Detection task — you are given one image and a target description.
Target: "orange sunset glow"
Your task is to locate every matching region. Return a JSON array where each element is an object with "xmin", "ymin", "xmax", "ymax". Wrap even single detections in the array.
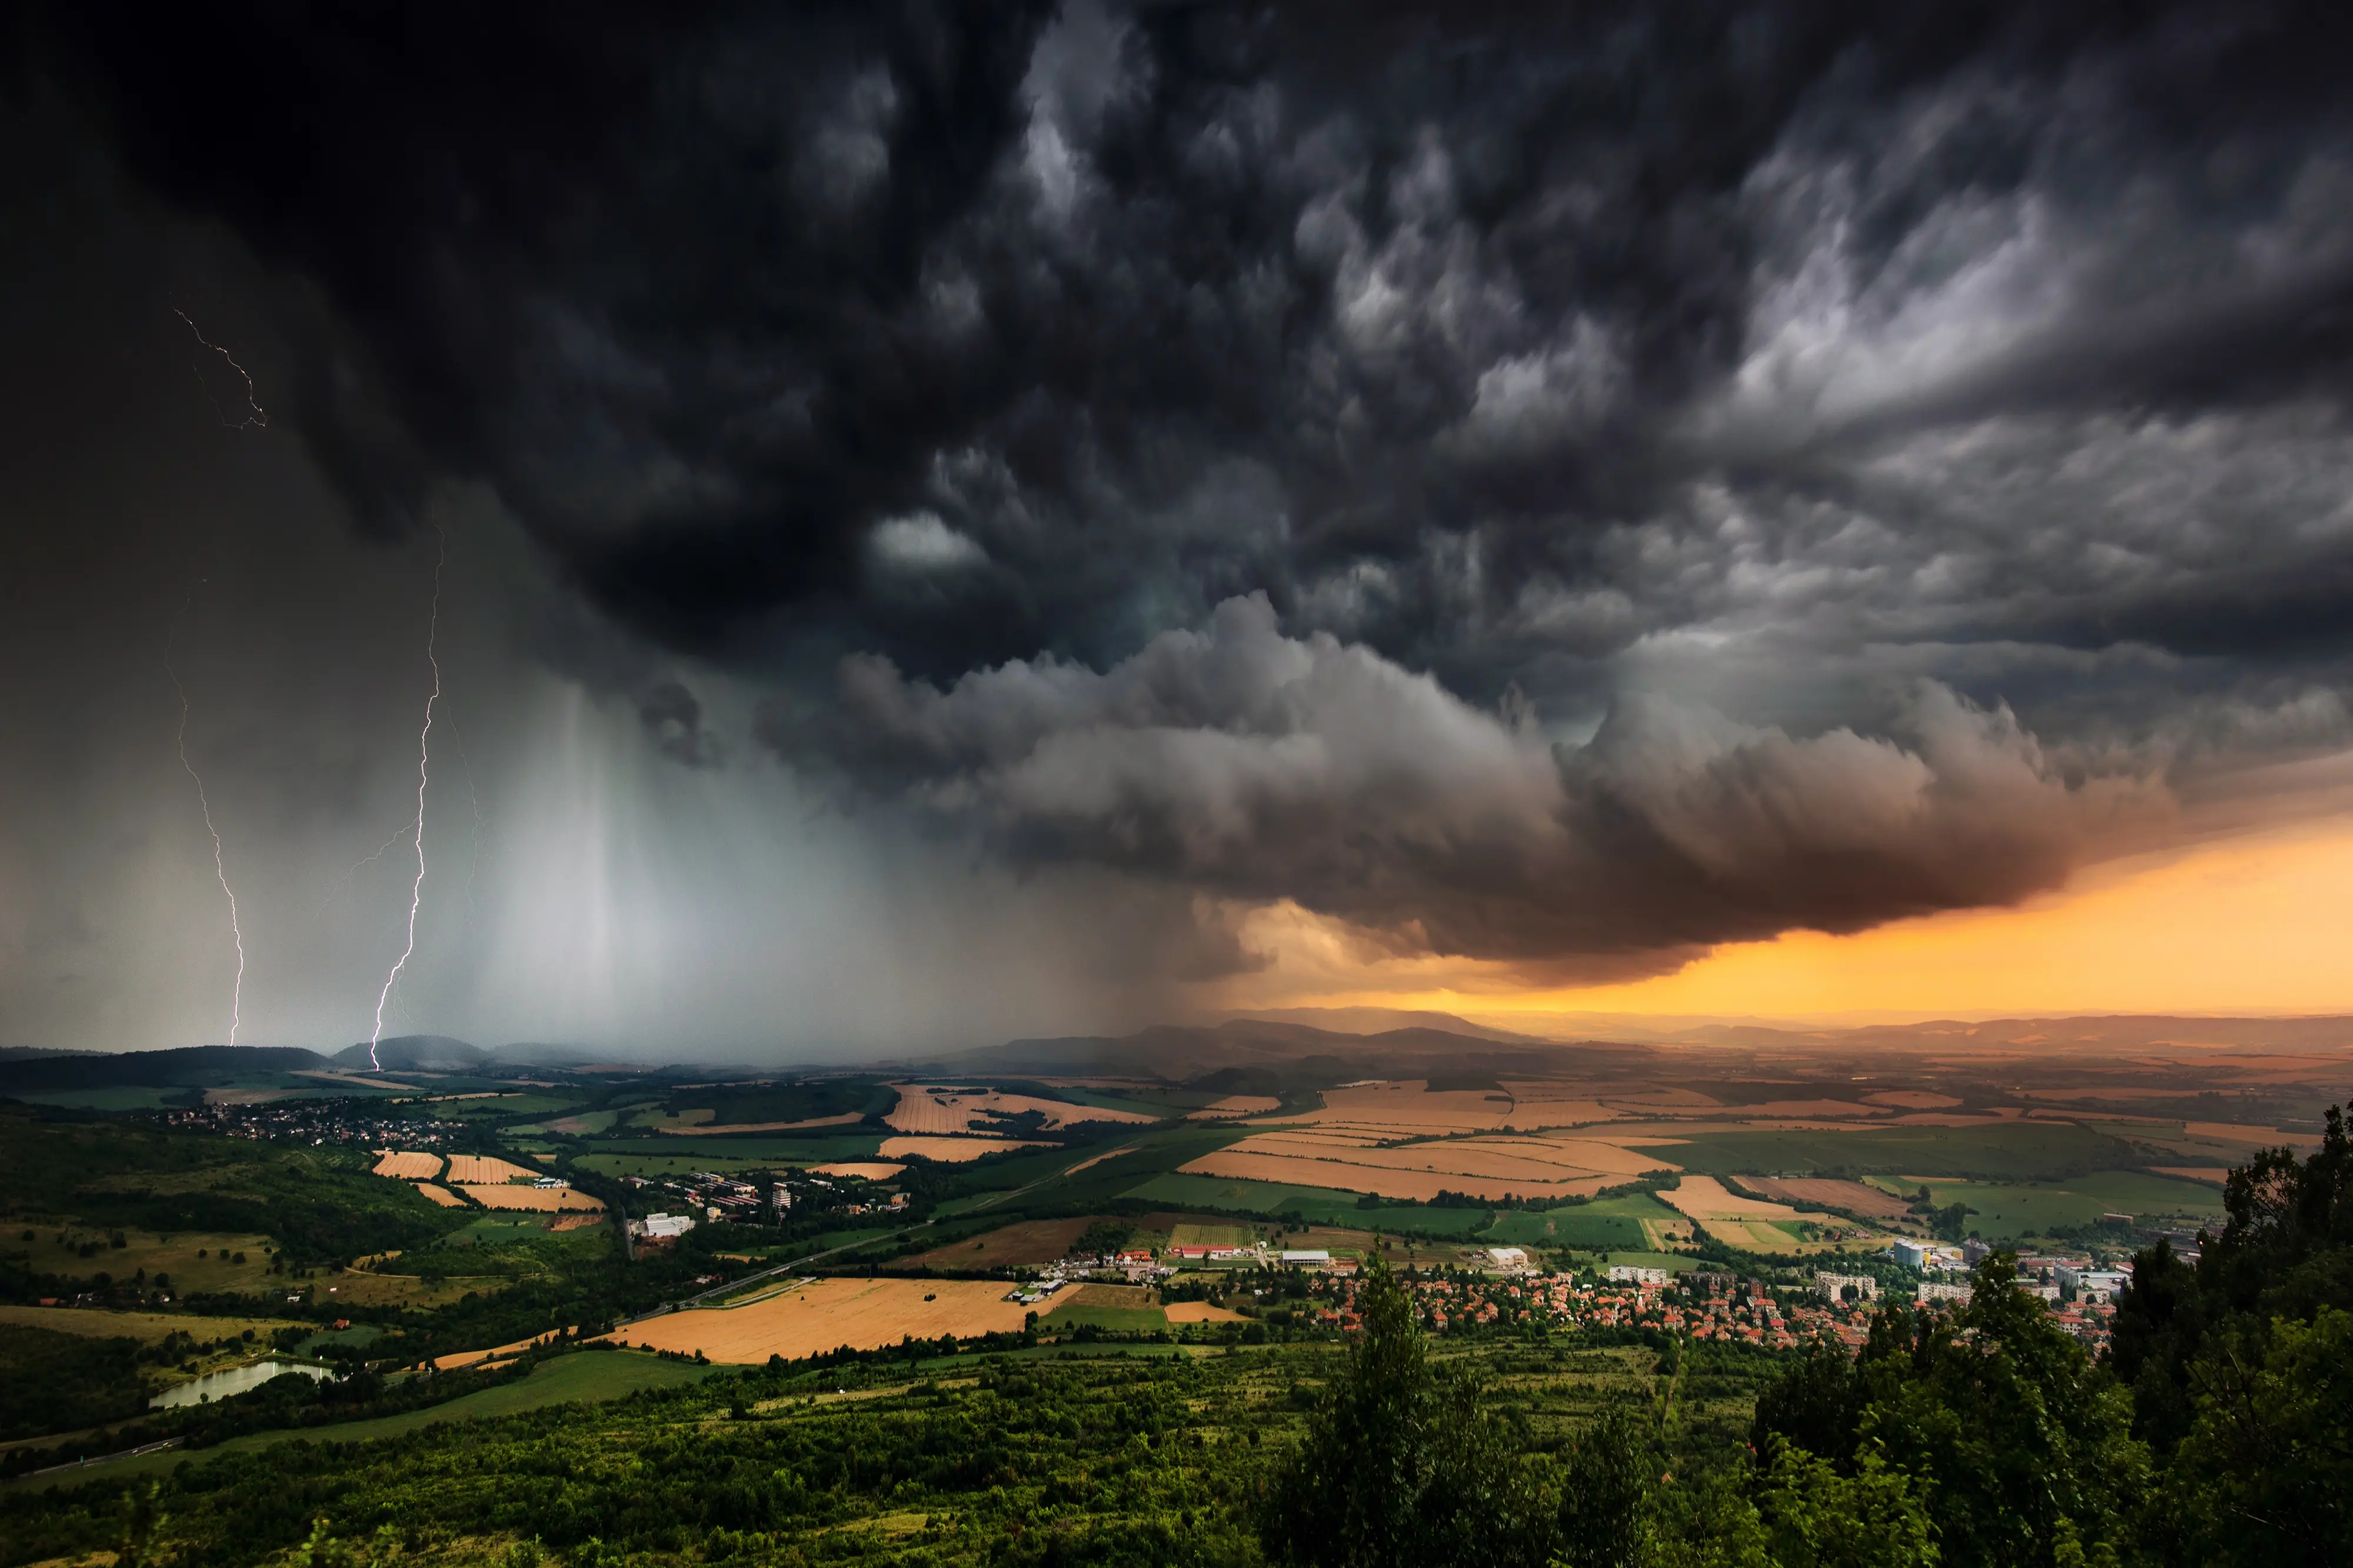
[{"xmin": 1231, "ymin": 812, "xmax": 2353, "ymax": 1023}]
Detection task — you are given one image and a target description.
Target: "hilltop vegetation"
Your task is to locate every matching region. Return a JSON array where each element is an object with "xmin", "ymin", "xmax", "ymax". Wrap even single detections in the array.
[
  {"xmin": 0, "ymin": 1119, "xmax": 2346, "ymax": 1564},
  {"xmin": 2, "ymin": 1039, "xmax": 2350, "ymax": 1565}
]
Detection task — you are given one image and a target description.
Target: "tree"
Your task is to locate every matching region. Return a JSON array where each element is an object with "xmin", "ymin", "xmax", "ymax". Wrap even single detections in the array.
[
  {"xmin": 2167, "ymin": 1305, "xmax": 2353, "ymax": 1566},
  {"xmin": 1755, "ymin": 1442, "xmax": 1938, "ymax": 1568},
  {"xmin": 1751, "ymin": 1340, "xmax": 1862, "ymax": 1473},
  {"xmin": 118, "ymin": 1481, "xmax": 166, "ymax": 1568},
  {"xmin": 1555, "ymin": 1406, "xmax": 1652, "ymax": 1568},
  {"xmin": 1260, "ymin": 1258, "xmax": 1552, "ymax": 1568},
  {"xmin": 1856, "ymin": 1256, "xmax": 2147, "ymax": 1567}
]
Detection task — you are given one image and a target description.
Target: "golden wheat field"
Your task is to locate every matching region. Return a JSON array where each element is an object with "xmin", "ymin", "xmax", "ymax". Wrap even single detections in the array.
[
  {"xmin": 1657, "ymin": 1175, "xmax": 1887, "ymax": 1250},
  {"xmin": 808, "ymin": 1162, "xmax": 906, "ymax": 1180},
  {"xmin": 371, "ymin": 1150, "xmax": 444, "ymax": 1179},
  {"xmin": 606, "ymin": 1276, "xmax": 1078, "ymax": 1362},
  {"xmin": 455, "ymin": 1184, "xmax": 605, "ymax": 1212},
  {"xmin": 1178, "ymin": 1150, "xmax": 1608, "ymax": 1202},
  {"xmin": 1178, "ymin": 1122, "xmax": 1675, "ymax": 1201},
  {"xmin": 445, "ymin": 1154, "xmax": 544, "ymax": 1185},
  {"xmin": 885, "ymin": 1083, "xmax": 1156, "ymax": 1134},
  {"xmin": 1188, "ymin": 1095, "xmax": 1282, "ymax": 1119},
  {"xmin": 1246, "ymin": 1079, "xmax": 1631, "ymax": 1137},
  {"xmin": 414, "ymin": 1182, "xmax": 467, "ymax": 1207}
]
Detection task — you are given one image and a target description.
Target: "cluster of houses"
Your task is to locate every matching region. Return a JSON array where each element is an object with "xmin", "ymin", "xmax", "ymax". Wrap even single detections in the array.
[
  {"xmin": 1001, "ymin": 1249, "xmax": 1151, "ymax": 1304},
  {"xmin": 619, "ymin": 1169, "xmax": 764, "ymax": 1223},
  {"xmin": 1138, "ymin": 1242, "xmax": 2148, "ymax": 1355}
]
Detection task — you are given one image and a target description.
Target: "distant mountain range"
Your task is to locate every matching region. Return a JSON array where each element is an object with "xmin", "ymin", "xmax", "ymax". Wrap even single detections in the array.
[
  {"xmin": 924, "ymin": 1017, "xmax": 1649, "ymax": 1090},
  {"xmin": 0, "ymin": 1035, "xmax": 601, "ymax": 1094},
  {"xmin": 4, "ymin": 1011, "xmax": 2348, "ymax": 1098}
]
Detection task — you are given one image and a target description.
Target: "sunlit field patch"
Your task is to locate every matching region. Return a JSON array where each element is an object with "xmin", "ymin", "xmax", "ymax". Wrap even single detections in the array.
[
  {"xmin": 444, "ymin": 1154, "xmax": 544, "ymax": 1185},
  {"xmin": 605, "ymin": 1276, "xmax": 1079, "ymax": 1363},
  {"xmin": 884, "ymin": 1083, "xmax": 1159, "ymax": 1135},
  {"xmin": 454, "ymin": 1184, "xmax": 605, "ymax": 1212}
]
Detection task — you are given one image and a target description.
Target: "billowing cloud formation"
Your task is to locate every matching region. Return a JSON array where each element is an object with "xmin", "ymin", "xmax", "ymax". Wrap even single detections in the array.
[
  {"xmin": 52, "ymin": 3, "xmax": 2353, "ymax": 674},
  {"xmin": 10, "ymin": 0, "xmax": 2353, "ymax": 1032},
  {"xmin": 765, "ymin": 595, "xmax": 2161, "ymax": 979}
]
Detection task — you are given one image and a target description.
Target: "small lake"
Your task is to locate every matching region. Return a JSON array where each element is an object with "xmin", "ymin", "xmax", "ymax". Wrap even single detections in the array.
[{"xmin": 150, "ymin": 1359, "xmax": 336, "ymax": 1409}]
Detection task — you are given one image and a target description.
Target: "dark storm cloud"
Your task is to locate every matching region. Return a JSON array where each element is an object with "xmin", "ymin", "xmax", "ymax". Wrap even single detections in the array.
[
  {"xmin": 29, "ymin": 1, "xmax": 2353, "ymax": 978},
  {"xmin": 635, "ymin": 680, "xmax": 719, "ymax": 769},
  {"xmin": 761, "ymin": 593, "xmax": 2164, "ymax": 980}
]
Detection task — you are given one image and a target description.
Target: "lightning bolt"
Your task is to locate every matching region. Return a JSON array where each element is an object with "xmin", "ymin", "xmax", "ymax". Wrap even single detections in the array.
[
  {"xmin": 165, "ymin": 593, "xmax": 247, "ymax": 1046},
  {"xmin": 172, "ymin": 309, "xmax": 269, "ymax": 431},
  {"xmin": 370, "ymin": 529, "xmax": 445, "ymax": 1069}
]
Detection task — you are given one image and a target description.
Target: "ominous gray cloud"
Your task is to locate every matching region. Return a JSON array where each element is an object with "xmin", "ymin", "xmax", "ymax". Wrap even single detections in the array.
[
  {"xmin": 6, "ymin": 1, "xmax": 2353, "ymax": 1046},
  {"xmin": 764, "ymin": 593, "xmax": 2164, "ymax": 981}
]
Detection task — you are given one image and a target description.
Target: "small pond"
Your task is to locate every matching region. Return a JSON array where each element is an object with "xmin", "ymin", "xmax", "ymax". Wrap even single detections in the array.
[{"xmin": 150, "ymin": 1359, "xmax": 336, "ymax": 1409}]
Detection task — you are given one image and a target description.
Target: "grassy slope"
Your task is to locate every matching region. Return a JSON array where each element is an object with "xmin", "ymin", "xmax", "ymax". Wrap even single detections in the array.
[
  {"xmin": 0, "ymin": 1338, "xmax": 1769, "ymax": 1566},
  {"xmin": 1910, "ymin": 1170, "xmax": 2227, "ymax": 1242},
  {"xmin": 0, "ymin": 1109, "xmax": 473, "ymax": 1263},
  {"xmin": 5, "ymin": 1351, "xmax": 715, "ymax": 1493}
]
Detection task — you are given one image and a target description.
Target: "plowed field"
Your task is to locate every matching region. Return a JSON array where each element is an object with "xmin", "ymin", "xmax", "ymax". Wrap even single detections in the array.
[
  {"xmin": 1189, "ymin": 1096, "xmax": 1281, "ymax": 1119},
  {"xmin": 885, "ymin": 1084, "xmax": 1157, "ymax": 1133},
  {"xmin": 904, "ymin": 1217, "xmax": 1095, "ymax": 1269},
  {"xmin": 606, "ymin": 1276, "xmax": 1078, "ymax": 1363},
  {"xmin": 1176, "ymin": 1127, "xmax": 1674, "ymax": 1201},
  {"xmin": 1165, "ymin": 1302, "xmax": 1250, "ymax": 1323},
  {"xmin": 1177, "ymin": 1150, "xmax": 1611, "ymax": 1202},
  {"xmin": 446, "ymin": 1154, "xmax": 544, "ymax": 1185},
  {"xmin": 456, "ymin": 1184, "xmax": 605, "ymax": 1212},
  {"xmin": 1731, "ymin": 1176, "xmax": 1912, "ymax": 1220}
]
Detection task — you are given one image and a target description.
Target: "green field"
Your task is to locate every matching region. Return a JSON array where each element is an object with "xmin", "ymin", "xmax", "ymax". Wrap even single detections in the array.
[
  {"xmin": 9, "ymin": 1087, "xmax": 190, "ymax": 1112},
  {"xmin": 1008, "ymin": 1084, "xmax": 1195, "ymax": 1119},
  {"xmin": 1909, "ymin": 1170, "xmax": 2227, "ymax": 1242},
  {"xmin": 428, "ymin": 1093, "xmax": 589, "ymax": 1120},
  {"xmin": 1481, "ymin": 1191, "xmax": 1685, "ymax": 1250},
  {"xmin": 1629, "ymin": 1120, "xmax": 2147, "ymax": 1181},
  {"xmin": 578, "ymin": 1132, "xmax": 884, "ymax": 1163},
  {"xmin": 507, "ymin": 1107, "xmax": 622, "ymax": 1136},
  {"xmin": 572, "ymin": 1142, "xmax": 883, "ymax": 1179},
  {"xmin": 1118, "ymin": 1175, "xmax": 1492, "ymax": 1236},
  {"xmin": 6, "ymin": 1351, "xmax": 716, "ymax": 1493},
  {"xmin": 1600, "ymin": 1251, "xmax": 1703, "ymax": 1275},
  {"xmin": 1041, "ymin": 1303, "xmax": 1169, "ymax": 1333},
  {"xmin": 443, "ymin": 1214, "xmax": 576, "ymax": 1246}
]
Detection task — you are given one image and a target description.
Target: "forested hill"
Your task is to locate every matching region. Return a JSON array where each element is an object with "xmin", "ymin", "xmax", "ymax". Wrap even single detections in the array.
[{"xmin": 0, "ymin": 1046, "xmax": 327, "ymax": 1093}]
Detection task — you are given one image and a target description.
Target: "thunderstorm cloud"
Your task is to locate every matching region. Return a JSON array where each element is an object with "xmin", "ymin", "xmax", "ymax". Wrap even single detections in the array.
[{"xmin": 6, "ymin": 1, "xmax": 2353, "ymax": 1047}]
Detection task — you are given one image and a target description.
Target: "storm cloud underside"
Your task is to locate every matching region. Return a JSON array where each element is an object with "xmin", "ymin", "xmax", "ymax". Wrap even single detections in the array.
[{"xmin": 8, "ymin": 1, "xmax": 2353, "ymax": 1048}]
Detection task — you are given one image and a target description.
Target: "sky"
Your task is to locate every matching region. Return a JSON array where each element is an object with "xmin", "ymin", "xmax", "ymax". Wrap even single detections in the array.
[{"xmin": 4, "ymin": 2, "xmax": 2352, "ymax": 1058}]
